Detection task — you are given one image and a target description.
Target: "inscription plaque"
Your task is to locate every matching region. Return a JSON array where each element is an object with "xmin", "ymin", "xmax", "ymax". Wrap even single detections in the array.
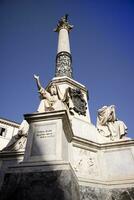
[
  {"xmin": 36, "ymin": 127, "xmax": 54, "ymax": 138},
  {"xmin": 31, "ymin": 123, "xmax": 56, "ymax": 157}
]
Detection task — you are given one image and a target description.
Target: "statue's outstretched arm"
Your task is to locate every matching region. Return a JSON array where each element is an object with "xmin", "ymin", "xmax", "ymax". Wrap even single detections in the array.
[{"xmin": 34, "ymin": 74, "xmax": 42, "ymax": 91}]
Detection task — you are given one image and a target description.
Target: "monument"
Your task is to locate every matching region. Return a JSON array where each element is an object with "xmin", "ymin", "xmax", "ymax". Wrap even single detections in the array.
[{"xmin": 0, "ymin": 15, "xmax": 134, "ymax": 200}]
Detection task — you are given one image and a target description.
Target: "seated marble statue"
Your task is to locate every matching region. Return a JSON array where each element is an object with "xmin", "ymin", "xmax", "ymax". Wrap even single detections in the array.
[
  {"xmin": 2, "ymin": 120, "xmax": 29, "ymax": 151},
  {"xmin": 97, "ymin": 105, "xmax": 128, "ymax": 141},
  {"xmin": 34, "ymin": 75, "xmax": 64, "ymax": 112}
]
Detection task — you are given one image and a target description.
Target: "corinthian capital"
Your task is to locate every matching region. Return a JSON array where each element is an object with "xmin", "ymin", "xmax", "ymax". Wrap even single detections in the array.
[{"xmin": 54, "ymin": 14, "xmax": 73, "ymax": 32}]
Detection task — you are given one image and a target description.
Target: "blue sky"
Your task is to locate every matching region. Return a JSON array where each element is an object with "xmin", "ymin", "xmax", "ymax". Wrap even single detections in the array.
[{"xmin": 0, "ymin": 0, "xmax": 134, "ymax": 138}]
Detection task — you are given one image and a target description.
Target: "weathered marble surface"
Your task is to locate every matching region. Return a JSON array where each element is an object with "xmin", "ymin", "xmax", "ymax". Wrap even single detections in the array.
[
  {"xmin": 97, "ymin": 105, "xmax": 128, "ymax": 142},
  {"xmin": 80, "ymin": 185, "xmax": 134, "ymax": 200},
  {"xmin": 1, "ymin": 170, "xmax": 134, "ymax": 200},
  {"xmin": 23, "ymin": 111, "xmax": 71, "ymax": 162},
  {"xmin": 0, "ymin": 169, "xmax": 80, "ymax": 200}
]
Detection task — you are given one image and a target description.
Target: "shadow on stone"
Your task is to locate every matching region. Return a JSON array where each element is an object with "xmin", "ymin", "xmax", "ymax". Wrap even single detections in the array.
[
  {"xmin": 0, "ymin": 170, "xmax": 80, "ymax": 200},
  {"xmin": 0, "ymin": 118, "xmax": 80, "ymax": 200}
]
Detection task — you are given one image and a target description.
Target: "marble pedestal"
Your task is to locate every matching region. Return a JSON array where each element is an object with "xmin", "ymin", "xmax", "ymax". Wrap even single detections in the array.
[
  {"xmin": 0, "ymin": 162, "xmax": 80, "ymax": 200},
  {"xmin": 1, "ymin": 109, "xmax": 134, "ymax": 200},
  {"xmin": 24, "ymin": 110, "xmax": 73, "ymax": 162},
  {"xmin": 0, "ymin": 110, "xmax": 80, "ymax": 200}
]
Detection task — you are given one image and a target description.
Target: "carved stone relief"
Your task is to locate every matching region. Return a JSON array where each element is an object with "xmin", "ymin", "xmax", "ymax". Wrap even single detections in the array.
[
  {"xmin": 63, "ymin": 87, "xmax": 87, "ymax": 116},
  {"xmin": 56, "ymin": 52, "xmax": 72, "ymax": 78},
  {"xmin": 72, "ymin": 147, "xmax": 98, "ymax": 177}
]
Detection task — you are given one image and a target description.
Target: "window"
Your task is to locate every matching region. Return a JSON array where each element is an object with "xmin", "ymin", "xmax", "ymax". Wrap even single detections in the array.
[{"xmin": 0, "ymin": 127, "xmax": 6, "ymax": 137}]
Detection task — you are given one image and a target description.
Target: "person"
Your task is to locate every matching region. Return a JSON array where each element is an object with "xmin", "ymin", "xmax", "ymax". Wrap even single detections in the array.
[
  {"xmin": 34, "ymin": 75, "xmax": 64, "ymax": 112},
  {"xmin": 97, "ymin": 105, "xmax": 128, "ymax": 141},
  {"xmin": 2, "ymin": 120, "xmax": 29, "ymax": 151}
]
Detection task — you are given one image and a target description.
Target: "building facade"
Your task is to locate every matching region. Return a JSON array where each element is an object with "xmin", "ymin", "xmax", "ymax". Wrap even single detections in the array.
[{"xmin": 0, "ymin": 118, "xmax": 19, "ymax": 150}]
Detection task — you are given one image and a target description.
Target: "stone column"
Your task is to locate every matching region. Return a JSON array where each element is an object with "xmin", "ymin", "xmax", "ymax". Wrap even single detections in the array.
[
  {"xmin": 54, "ymin": 14, "xmax": 73, "ymax": 78},
  {"xmin": 57, "ymin": 28, "xmax": 71, "ymax": 53}
]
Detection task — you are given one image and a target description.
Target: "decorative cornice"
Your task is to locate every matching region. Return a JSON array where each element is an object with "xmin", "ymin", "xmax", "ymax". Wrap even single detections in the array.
[
  {"xmin": 0, "ymin": 118, "xmax": 20, "ymax": 128},
  {"xmin": 0, "ymin": 150, "xmax": 24, "ymax": 158},
  {"xmin": 72, "ymin": 136, "xmax": 134, "ymax": 150},
  {"xmin": 54, "ymin": 14, "xmax": 73, "ymax": 32},
  {"xmin": 52, "ymin": 76, "xmax": 87, "ymax": 92}
]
